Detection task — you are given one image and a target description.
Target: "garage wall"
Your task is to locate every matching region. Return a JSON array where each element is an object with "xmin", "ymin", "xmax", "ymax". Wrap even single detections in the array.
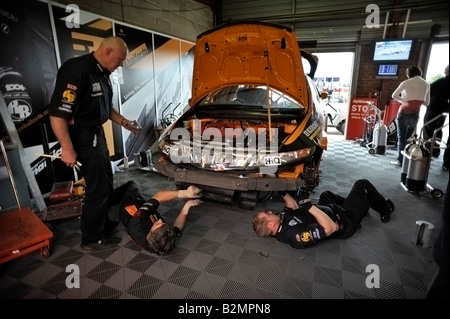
[
  {"xmin": 356, "ymin": 40, "xmax": 425, "ymax": 106},
  {"xmin": 219, "ymin": 0, "xmax": 449, "ymax": 110},
  {"xmin": 0, "ymin": 0, "xmax": 203, "ymax": 195},
  {"xmin": 50, "ymin": 0, "xmax": 215, "ymax": 42}
]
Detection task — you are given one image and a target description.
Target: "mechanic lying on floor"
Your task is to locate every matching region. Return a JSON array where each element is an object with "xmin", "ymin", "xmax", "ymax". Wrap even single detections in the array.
[
  {"xmin": 114, "ymin": 180, "xmax": 202, "ymax": 255},
  {"xmin": 252, "ymin": 179, "xmax": 395, "ymax": 249}
]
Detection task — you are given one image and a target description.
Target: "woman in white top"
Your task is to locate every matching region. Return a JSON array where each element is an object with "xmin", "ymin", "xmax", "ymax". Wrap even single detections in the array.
[{"xmin": 390, "ymin": 65, "xmax": 430, "ymax": 166}]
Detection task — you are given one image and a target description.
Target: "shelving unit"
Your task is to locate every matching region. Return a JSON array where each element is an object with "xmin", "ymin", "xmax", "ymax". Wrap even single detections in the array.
[
  {"xmin": 0, "ymin": 95, "xmax": 52, "ymax": 264},
  {"xmin": 0, "ymin": 95, "xmax": 45, "ymax": 212}
]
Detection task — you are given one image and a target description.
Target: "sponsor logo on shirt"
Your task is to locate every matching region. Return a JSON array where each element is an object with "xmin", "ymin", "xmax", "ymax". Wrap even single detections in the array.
[
  {"xmin": 288, "ymin": 216, "xmax": 303, "ymax": 227},
  {"xmin": 91, "ymin": 82, "xmax": 103, "ymax": 97},
  {"xmin": 311, "ymin": 228, "xmax": 321, "ymax": 240},
  {"xmin": 297, "ymin": 231, "xmax": 312, "ymax": 243},
  {"xmin": 67, "ymin": 83, "xmax": 78, "ymax": 91},
  {"xmin": 62, "ymin": 89, "xmax": 76, "ymax": 103},
  {"xmin": 125, "ymin": 205, "xmax": 139, "ymax": 216},
  {"xmin": 58, "ymin": 104, "xmax": 73, "ymax": 113}
]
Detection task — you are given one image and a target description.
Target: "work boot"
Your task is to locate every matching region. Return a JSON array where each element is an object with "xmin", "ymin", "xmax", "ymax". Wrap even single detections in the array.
[
  {"xmin": 81, "ymin": 236, "xmax": 121, "ymax": 251},
  {"xmin": 380, "ymin": 199, "xmax": 395, "ymax": 223}
]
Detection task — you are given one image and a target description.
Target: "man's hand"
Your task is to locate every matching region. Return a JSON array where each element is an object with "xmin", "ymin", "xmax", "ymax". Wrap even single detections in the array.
[
  {"xmin": 297, "ymin": 189, "xmax": 312, "ymax": 210},
  {"xmin": 122, "ymin": 119, "xmax": 142, "ymax": 135},
  {"xmin": 178, "ymin": 186, "xmax": 202, "ymax": 198},
  {"xmin": 60, "ymin": 148, "xmax": 79, "ymax": 169},
  {"xmin": 181, "ymin": 199, "xmax": 202, "ymax": 215}
]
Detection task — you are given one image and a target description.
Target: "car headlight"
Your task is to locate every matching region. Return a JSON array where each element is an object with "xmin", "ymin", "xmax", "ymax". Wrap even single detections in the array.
[{"xmin": 162, "ymin": 139, "xmax": 312, "ymax": 171}]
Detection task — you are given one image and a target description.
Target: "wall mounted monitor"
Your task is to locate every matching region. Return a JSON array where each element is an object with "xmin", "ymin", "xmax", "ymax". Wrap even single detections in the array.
[
  {"xmin": 378, "ymin": 64, "xmax": 399, "ymax": 76},
  {"xmin": 373, "ymin": 39, "xmax": 413, "ymax": 61}
]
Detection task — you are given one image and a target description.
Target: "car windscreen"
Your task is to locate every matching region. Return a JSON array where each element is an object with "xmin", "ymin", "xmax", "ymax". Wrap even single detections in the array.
[{"xmin": 198, "ymin": 85, "xmax": 305, "ymax": 110}]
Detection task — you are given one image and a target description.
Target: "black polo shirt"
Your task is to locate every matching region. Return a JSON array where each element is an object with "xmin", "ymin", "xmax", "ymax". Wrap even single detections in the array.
[
  {"xmin": 119, "ymin": 197, "xmax": 181, "ymax": 252},
  {"xmin": 275, "ymin": 205, "xmax": 334, "ymax": 249},
  {"xmin": 48, "ymin": 52, "xmax": 113, "ymax": 127}
]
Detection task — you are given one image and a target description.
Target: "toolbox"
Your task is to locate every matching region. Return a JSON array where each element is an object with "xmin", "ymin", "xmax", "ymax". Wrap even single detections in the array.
[{"xmin": 41, "ymin": 198, "xmax": 83, "ymax": 222}]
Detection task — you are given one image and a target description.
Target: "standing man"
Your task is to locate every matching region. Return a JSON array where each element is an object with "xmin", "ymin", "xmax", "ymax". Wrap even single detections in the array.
[
  {"xmin": 390, "ymin": 65, "xmax": 430, "ymax": 167},
  {"xmin": 48, "ymin": 36, "xmax": 141, "ymax": 250},
  {"xmin": 422, "ymin": 64, "xmax": 449, "ymax": 161}
]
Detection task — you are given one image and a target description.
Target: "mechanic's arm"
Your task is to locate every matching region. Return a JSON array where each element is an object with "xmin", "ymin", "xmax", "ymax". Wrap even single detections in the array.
[
  {"xmin": 109, "ymin": 108, "xmax": 141, "ymax": 135},
  {"xmin": 109, "ymin": 108, "xmax": 124, "ymax": 125},
  {"xmin": 151, "ymin": 186, "xmax": 202, "ymax": 203},
  {"xmin": 49, "ymin": 116, "xmax": 77, "ymax": 168},
  {"xmin": 307, "ymin": 206, "xmax": 339, "ymax": 236},
  {"xmin": 173, "ymin": 199, "xmax": 202, "ymax": 231},
  {"xmin": 297, "ymin": 196, "xmax": 339, "ymax": 237}
]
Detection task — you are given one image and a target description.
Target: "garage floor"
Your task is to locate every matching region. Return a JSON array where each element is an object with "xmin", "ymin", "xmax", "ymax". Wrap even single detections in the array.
[{"xmin": 0, "ymin": 127, "xmax": 447, "ymax": 299}]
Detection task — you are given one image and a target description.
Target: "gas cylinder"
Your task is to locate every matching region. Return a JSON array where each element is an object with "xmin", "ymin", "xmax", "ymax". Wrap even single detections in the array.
[
  {"xmin": 401, "ymin": 135, "xmax": 418, "ymax": 184},
  {"xmin": 373, "ymin": 120, "xmax": 388, "ymax": 154},
  {"xmin": 406, "ymin": 144, "xmax": 431, "ymax": 192}
]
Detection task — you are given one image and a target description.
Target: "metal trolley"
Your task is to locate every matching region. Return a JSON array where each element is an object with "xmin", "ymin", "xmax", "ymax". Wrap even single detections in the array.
[
  {"xmin": 361, "ymin": 102, "xmax": 389, "ymax": 155},
  {"xmin": 400, "ymin": 113, "xmax": 448, "ymax": 198}
]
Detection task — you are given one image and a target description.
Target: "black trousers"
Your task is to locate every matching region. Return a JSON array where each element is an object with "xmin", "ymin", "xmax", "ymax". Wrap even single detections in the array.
[
  {"xmin": 71, "ymin": 125, "xmax": 114, "ymax": 244},
  {"xmin": 111, "ymin": 180, "xmax": 142, "ymax": 206},
  {"xmin": 317, "ymin": 179, "xmax": 391, "ymax": 224}
]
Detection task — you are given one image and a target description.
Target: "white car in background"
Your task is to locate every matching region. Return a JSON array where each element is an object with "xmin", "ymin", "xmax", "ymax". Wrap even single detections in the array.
[{"xmin": 323, "ymin": 97, "xmax": 348, "ymax": 134}]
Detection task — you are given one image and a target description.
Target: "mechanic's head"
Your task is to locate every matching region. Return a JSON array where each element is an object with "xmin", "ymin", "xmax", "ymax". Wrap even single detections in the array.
[
  {"xmin": 146, "ymin": 220, "xmax": 177, "ymax": 255},
  {"xmin": 252, "ymin": 210, "xmax": 280, "ymax": 237},
  {"xmin": 94, "ymin": 36, "xmax": 128, "ymax": 73}
]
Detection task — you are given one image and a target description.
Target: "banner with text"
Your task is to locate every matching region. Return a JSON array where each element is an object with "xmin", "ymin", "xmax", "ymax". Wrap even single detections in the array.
[{"xmin": 346, "ymin": 97, "xmax": 379, "ymax": 141}]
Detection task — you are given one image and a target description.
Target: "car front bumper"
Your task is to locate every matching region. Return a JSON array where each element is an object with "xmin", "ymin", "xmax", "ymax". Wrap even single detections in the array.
[{"xmin": 154, "ymin": 156, "xmax": 308, "ymax": 192}]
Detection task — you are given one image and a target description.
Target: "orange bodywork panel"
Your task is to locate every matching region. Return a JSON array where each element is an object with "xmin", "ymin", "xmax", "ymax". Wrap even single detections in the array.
[{"xmin": 191, "ymin": 22, "xmax": 308, "ymax": 109}]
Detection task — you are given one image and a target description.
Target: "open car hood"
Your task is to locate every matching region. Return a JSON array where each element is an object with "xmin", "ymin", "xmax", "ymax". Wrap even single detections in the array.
[{"xmin": 190, "ymin": 21, "xmax": 309, "ymax": 109}]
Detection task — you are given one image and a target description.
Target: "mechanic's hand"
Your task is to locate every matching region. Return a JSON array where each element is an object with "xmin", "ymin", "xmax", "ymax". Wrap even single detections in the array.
[
  {"xmin": 61, "ymin": 148, "xmax": 79, "ymax": 169},
  {"xmin": 178, "ymin": 186, "xmax": 202, "ymax": 198},
  {"xmin": 181, "ymin": 199, "xmax": 203, "ymax": 215},
  {"xmin": 122, "ymin": 119, "xmax": 142, "ymax": 135},
  {"xmin": 185, "ymin": 199, "xmax": 202, "ymax": 208},
  {"xmin": 297, "ymin": 189, "xmax": 312, "ymax": 210}
]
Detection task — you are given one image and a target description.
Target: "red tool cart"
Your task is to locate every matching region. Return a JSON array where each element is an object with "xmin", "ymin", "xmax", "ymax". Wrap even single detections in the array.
[{"xmin": 0, "ymin": 140, "xmax": 53, "ymax": 264}]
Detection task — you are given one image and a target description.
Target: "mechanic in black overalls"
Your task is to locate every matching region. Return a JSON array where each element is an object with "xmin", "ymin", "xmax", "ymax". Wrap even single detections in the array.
[
  {"xmin": 48, "ymin": 36, "xmax": 141, "ymax": 250},
  {"xmin": 112, "ymin": 180, "xmax": 202, "ymax": 255},
  {"xmin": 252, "ymin": 179, "xmax": 395, "ymax": 249}
]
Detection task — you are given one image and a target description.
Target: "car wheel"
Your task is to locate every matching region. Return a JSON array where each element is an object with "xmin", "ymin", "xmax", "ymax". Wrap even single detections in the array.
[
  {"xmin": 336, "ymin": 120, "xmax": 345, "ymax": 134},
  {"xmin": 258, "ymin": 191, "xmax": 273, "ymax": 202}
]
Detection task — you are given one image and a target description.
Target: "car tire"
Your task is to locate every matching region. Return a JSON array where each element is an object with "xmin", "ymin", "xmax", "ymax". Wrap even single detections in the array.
[{"xmin": 336, "ymin": 120, "xmax": 345, "ymax": 134}]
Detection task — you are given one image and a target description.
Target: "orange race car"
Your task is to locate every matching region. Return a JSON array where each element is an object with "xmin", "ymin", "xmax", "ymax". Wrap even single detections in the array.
[{"xmin": 155, "ymin": 21, "xmax": 328, "ymax": 209}]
